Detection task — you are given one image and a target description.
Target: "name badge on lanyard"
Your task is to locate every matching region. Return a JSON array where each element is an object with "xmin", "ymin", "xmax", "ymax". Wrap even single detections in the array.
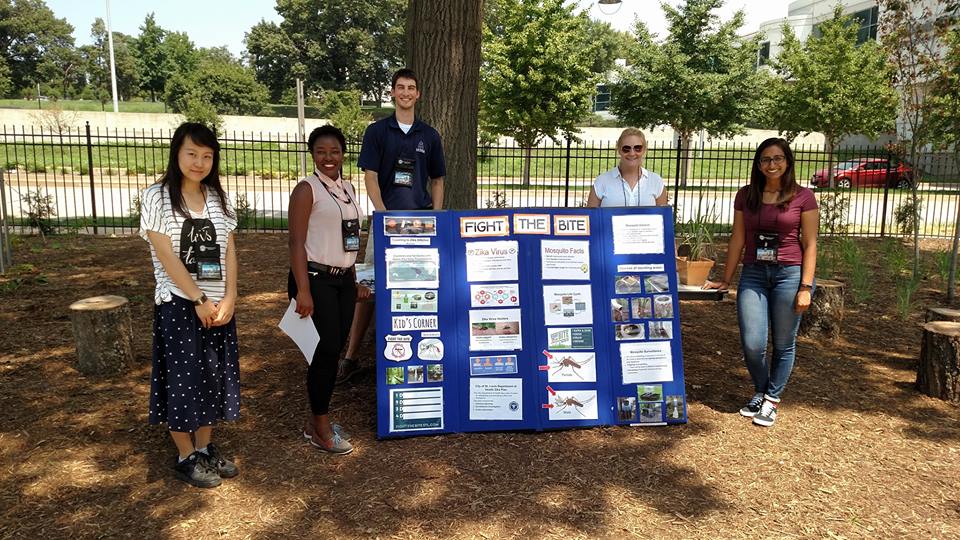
[
  {"xmin": 755, "ymin": 232, "xmax": 779, "ymax": 263},
  {"xmin": 342, "ymin": 218, "xmax": 360, "ymax": 252},
  {"xmin": 394, "ymin": 157, "xmax": 415, "ymax": 187}
]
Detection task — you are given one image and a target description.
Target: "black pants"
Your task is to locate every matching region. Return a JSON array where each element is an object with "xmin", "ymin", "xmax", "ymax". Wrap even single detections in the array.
[{"xmin": 288, "ymin": 270, "xmax": 356, "ymax": 415}]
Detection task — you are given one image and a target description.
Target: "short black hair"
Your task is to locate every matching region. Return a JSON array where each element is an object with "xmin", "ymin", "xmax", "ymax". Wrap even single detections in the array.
[
  {"xmin": 307, "ymin": 124, "xmax": 347, "ymax": 153},
  {"xmin": 392, "ymin": 68, "xmax": 418, "ymax": 89}
]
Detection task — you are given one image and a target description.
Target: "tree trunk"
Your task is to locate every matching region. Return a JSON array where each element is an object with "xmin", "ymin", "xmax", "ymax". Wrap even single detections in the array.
[
  {"xmin": 825, "ymin": 135, "xmax": 836, "ymax": 189},
  {"xmin": 69, "ymin": 295, "xmax": 134, "ymax": 375},
  {"xmin": 522, "ymin": 145, "xmax": 532, "ymax": 188},
  {"xmin": 679, "ymin": 134, "xmax": 691, "ymax": 188},
  {"xmin": 925, "ymin": 307, "xmax": 960, "ymax": 323},
  {"xmin": 406, "ymin": 0, "xmax": 484, "ymax": 210},
  {"xmin": 918, "ymin": 321, "xmax": 960, "ymax": 403},
  {"xmin": 909, "ymin": 144, "xmax": 921, "ymax": 279},
  {"xmin": 947, "ymin": 155, "xmax": 960, "ymax": 303},
  {"xmin": 798, "ymin": 279, "xmax": 844, "ymax": 340}
]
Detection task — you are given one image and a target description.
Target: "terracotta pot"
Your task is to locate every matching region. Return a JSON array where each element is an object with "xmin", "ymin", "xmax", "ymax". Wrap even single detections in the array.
[{"xmin": 676, "ymin": 256, "xmax": 715, "ymax": 286}]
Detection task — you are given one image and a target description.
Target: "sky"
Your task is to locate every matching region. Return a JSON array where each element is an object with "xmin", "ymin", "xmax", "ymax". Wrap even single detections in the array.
[{"xmin": 46, "ymin": 0, "xmax": 789, "ymax": 58}]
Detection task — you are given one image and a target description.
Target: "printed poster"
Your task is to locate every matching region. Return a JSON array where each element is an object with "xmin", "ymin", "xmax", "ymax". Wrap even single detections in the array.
[
  {"xmin": 391, "ymin": 290, "xmax": 438, "ymax": 313},
  {"xmin": 612, "ymin": 214, "xmax": 665, "ymax": 254},
  {"xmin": 542, "ymin": 284, "xmax": 593, "ymax": 326},
  {"xmin": 547, "ymin": 389, "xmax": 598, "ymax": 420},
  {"xmin": 469, "ymin": 308, "xmax": 523, "ymax": 351},
  {"xmin": 540, "ymin": 240, "xmax": 590, "ymax": 280},
  {"xmin": 469, "ymin": 378, "xmax": 523, "ymax": 421},
  {"xmin": 465, "ymin": 241, "xmax": 519, "ymax": 282},
  {"xmin": 546, "ymin": 351, "xmax": 596, "ymax": 382},
  {"xmin": 390, "ymin": 388, "xmax": 444, "ymax": 432},
  {"xmin": 470, "ymin": 283, "xmax": 520, "ymax": 308},
  {"xmin": 620, "ymin": 341, "xmax": 674, "ymax": 383},
  {"xmin": 385, "ymin": 248, "xmax": 440, "ymax": 289},
  {"xmin": 547, "ymin": 327, "xmax": 595, "ymax": 350}
]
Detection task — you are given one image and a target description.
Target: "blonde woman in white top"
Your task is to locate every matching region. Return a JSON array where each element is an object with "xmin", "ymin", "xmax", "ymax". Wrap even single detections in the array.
[
  {"xmin": 288, "ymin": 125, "xmax": 371, "ymax": 455},
  {"xmin": 587, "ymin": 128, "xmax": 668, "ymax": 207}
]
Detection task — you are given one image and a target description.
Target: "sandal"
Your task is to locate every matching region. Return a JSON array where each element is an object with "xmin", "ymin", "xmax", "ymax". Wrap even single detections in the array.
[{"xmin": 336, "ymin": 357, "xmax": 363, "ymax": 384}]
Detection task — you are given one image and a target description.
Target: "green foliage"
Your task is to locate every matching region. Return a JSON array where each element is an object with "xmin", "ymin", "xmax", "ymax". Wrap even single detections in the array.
[
  {"xmin": 479, "ymin": 0, "xmax": 600, "ymax": 179},
  {"xmin": 880, "ymin": 238, "xmax": 910, "ymax": 278},
  {"xmin": 610, "ymin": 0, "xmax": 762, "ymax": 140},
  {"xmin": 836, "ymin": 237, "xmax": 871, "ymax": 303},
  {"xmin": 164, "ymin": 49, "xmax": 268, "ymax": 118},
  {"xmin": 321, "ymin": 90, "xmax": 372, "ymax": 143},
  {"xmin": 773, "ymin": 7, "xmax": 898, "ymax": 149},
  {"xmin": 483, "ymin": 191, "xmax": 508, "ymax": 209},
  {"xmin": 676, "ymin": 206, "xmax": 720, "ymax": 261},
  {"xmin": 0, "ymin": 56, "xmax": 12, "ymax": 97},
  {"xmin": 133, "ymin": 13, "xmax": 169, "ymax": 101},
  {"xmin": 894, "ymin": 193, "xmax": 923, "ymax": 237},
  {"xmin": 925, "ymin": 24, "xmax": 960, "ymax": 156},
  {"xmin": 129, "ymin": 193, "xmax": 142, "ymax": 224},
  {"xmin": 244, "ymin": 0, "xmax": 406, "ymax": 101},
  {"xmin": 816, "ymin": 238, "xmax": 839, "ymax": 279},
  {"xmin": 895, "ymin": 276, "xmax": 921, "ymax": 321},
  {"xmin": 817, "ymin": 192, "xmax": 850, "ymax": 236},
  {"xmin": 179, "ymin": 97, "xmax": 222, "ymax": 134},
  {"xmin": 234, "ymin": 193, "xmax": 255, "ymax": 231},
  {"xmin": 930, "ymin": 248, "xmax": 955, "ymax": 283},
  {"xmin": 0, "ymin": 0, "xmax": 75, "ymax": 97},
  {"xmin": 22, "ymin": 190, "xmax": 56, "ymax": 238}
]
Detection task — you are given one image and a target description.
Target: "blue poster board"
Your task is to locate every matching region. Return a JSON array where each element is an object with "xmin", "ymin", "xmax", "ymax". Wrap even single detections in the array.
[{"xmin": 374, "ymin": 207, "xmax": 687, "ymax": 439}]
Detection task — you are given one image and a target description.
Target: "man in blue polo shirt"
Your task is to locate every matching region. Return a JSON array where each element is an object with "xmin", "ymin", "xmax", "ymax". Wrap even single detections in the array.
[
  {"xmin": 338, "ymin": 68, "xmax": 446, "ymax": 383},
  {"xmin": 358, "ymin": 68, "xmax": 446, "ymax": 211}
]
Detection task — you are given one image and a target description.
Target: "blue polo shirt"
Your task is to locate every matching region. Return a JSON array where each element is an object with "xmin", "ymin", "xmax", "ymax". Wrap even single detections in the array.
[{"xmin": 358, "ymin": 113, "xmax": 446, "ymax": 210}]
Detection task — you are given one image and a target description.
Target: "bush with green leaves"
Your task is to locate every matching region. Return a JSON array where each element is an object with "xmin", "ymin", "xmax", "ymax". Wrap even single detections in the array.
[
  {"xmin": 817, "ymin": 192, "xmax": 850, "ymax": 236},
  {"xmin": 22, "ymin": 191, "xmax": 56, "ymax": 238},
  {"xmin": 894, "ymin": 194, "xmax": 923, "ymax": 237}
]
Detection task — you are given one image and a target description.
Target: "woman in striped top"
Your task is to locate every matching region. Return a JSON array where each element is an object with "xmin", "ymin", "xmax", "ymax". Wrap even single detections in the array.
[{"xmin": 140, "ymin": 122, "xmax": 240, "ymax": 488}]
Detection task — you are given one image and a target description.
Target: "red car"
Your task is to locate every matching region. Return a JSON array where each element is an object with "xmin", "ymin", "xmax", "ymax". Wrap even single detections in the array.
[{"xmin": 811, "ymin": 158, "xmax": 914, "ymax": 189}]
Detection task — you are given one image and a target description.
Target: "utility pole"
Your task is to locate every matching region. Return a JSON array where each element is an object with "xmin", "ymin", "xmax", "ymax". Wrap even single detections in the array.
[{"xmin": 105, "ymin": 0, "xmax": 119, "ymax": 113}]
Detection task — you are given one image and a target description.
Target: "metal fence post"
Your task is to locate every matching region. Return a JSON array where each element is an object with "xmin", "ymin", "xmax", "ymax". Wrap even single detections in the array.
[
  {"xmin": 880, "ymin": 150, "xmax": 892, "ymax": 237},
  {"xmin": 672, "ymin": 135, "xmax": 681, "ymax": 223},
  {"xmin": 563, "ymin": 138, "xmax": 572, "ymax": 207},
  {"xmin": 0, "ymin": 169, "xmax": 11, "ymax": 273},
  {"xmin": 85, "ymin": 122, "xmax": 98, "ymax": 234}
]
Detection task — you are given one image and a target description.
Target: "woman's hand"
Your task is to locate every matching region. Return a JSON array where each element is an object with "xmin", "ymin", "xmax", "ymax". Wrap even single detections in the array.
[
  {"xmin": 195, "ymin": 300, "xmax": 218, "ymax": 328},
  {"xmin": 295, "ymin": 290, "xmax": 314, "ymax": 319},
  {"xmin": 703, "ymin": 279, "xmax": 729, "ymax": 291},
  {"xmin": 211, "ymin": 295, "xmax": 236, "ymax": 326},
  {"xmin": 795, "ymin": 289, "xmax": 812, "ymax": 314},
  {"xmin": 356, "ymin": 284, "xmax": 373, "ymax": 301}
]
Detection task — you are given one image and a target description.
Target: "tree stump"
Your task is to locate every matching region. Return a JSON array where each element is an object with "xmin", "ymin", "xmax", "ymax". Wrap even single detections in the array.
[
  {"xmin": 798, "ymin": 279, "xmax": 844, "ymax": 340},
  {"xmin": 918, "ymin": 321, "xmax": 960, "ymax": 403},
  {"xmin": 69, "ymin": 295, "xmax": 134, "ymax": 375},
  {"xmin": 925, "ymin": 306, "xmax": 960, "ymax": 323}
]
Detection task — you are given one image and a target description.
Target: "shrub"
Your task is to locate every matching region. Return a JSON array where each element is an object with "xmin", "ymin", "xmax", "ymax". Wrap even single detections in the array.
[
  {"xmin": 817, "ymin": 192, "xmax": 850, "ymax": 236},
  {"xmin": 22, "ymin": 190, "xmax": 56, "ymax": 239},
  {"xmin": 894, "ymin": 194, "xmax": 923, "ymax": 237}
]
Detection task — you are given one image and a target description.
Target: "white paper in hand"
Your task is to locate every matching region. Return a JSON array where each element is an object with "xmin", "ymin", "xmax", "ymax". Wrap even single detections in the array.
[{"xmin": 278, "ymin": 299, "xmax": 320, "ymax": 365}]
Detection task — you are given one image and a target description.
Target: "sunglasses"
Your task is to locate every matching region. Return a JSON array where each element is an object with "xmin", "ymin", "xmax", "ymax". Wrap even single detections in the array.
[{"xmin": 620, "ymin": 144, "xmax": 644, "ymax": 154}]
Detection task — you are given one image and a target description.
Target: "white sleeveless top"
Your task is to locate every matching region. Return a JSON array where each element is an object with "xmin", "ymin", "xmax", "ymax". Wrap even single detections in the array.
[{"xmin": 593, "ymin": 167, "xmax": 665, "ymax": 207}]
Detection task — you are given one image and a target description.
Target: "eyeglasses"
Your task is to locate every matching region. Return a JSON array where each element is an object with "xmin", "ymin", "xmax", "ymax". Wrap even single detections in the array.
[
  {"xmin": 759, "ymin": 155, "xmax": 786, "ymax": 166},
  {"xmin": 621, "ymin": 145, "xmax": 644, "ymax": 154}
]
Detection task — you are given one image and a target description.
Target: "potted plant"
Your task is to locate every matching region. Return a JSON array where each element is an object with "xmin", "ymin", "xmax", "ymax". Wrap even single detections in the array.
[{"xmin": 675, "ymin": 212, "xmax": 717, "ymax": 286}]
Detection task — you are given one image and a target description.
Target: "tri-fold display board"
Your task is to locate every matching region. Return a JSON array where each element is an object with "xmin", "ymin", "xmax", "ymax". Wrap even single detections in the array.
[{"xmin": 373, "ymin": 207, "xmax": 687, "ymax": 439}]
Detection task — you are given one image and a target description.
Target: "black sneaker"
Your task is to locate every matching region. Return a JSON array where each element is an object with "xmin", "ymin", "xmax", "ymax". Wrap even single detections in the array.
[
  {"xmin": 173, "ymin": 451, "xmax": 221, "ymax": 488},
  {"xmin": 753, "ymin": 398, "xmax": 779, "ymax": 427},
  {"xmin": 203, "ymin": 443, "xmax": 239, "ymax": 479},
  {"xmin": 739, "ymin": 393, "xmax": 765, "ymax": 417}
]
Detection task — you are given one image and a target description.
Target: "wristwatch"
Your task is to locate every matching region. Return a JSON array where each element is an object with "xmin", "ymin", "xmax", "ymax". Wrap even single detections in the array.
[{"xmin": 193, "ymin": 292, "xmax": 208, "ymax": 306}]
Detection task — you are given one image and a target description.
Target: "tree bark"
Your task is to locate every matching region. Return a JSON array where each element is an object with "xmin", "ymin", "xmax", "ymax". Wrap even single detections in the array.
[
  {"xmin": 406, "ymin": 0, "xmax": 484, "ymax": 210},
  {"xmin": 798, "ymin": 279, "xmax": 844, "ymax": 340},
  {"xmin": 69, "ymin": 295, "xmax": 134, "ymax": 375},
  {"xmin": 925, "ymin": 307, "xmax": 960, "ymax": 323},
  {"xmin": 918, "ymin": 321, "xmax": 960, "ymax": 403}
]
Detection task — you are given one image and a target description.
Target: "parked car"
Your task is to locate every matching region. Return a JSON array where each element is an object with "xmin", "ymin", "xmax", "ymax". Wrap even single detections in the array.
[{"xmin": 810, "ymin": 158, "xmax": 914, "ymax": 189}]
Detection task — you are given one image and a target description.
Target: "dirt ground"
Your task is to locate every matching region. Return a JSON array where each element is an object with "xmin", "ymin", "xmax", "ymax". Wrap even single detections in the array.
[{"xmin": 0, "ymin": 233, "xmax": 958, "ymax": 540}]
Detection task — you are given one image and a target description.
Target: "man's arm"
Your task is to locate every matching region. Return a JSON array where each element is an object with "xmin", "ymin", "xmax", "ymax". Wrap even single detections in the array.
[
  {"xmin": 430, "ymin": 177, "xmax": 444, "ymax": 210},
  {"xmin": 364, "ymin": 170, "xmax": 386, "ymax": 212}
]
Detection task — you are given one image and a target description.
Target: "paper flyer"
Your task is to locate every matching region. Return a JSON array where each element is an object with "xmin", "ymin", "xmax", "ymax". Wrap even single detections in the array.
[
  {"xmin": 390, "ymin": 388, "xmax": 444, "ymax": 432},
  {"xmin": 542, "ymin": 284, "xmax": 593, "ymax": 326},
  {"xmin": 278, "ymin": 299, "xmax": 320, "ymax": 365},
  {"xmin": 547, "ymin": 389, "xmax": 598, "ymax": 420},
  {"xmin": 470, "ymin": 283, "xmax": 520, "ymax": 308},
  {"xmin": 469, "ymin": 378, "xmax": 523, "ymax": 420},
  {"xmin": 540, "ymin": 239, "xmax": 590, "ymax": 280},
  {"xmin": 612, "ymin": 214, "xmax": 665, "ymax": 254},
  {"xmin": 620, "ymin": 341, "xmax": 674, "ymax": 383},
  {"xmin": 546, "ymin": 352, "xmax": 596, "ymax": 382},
  {"xmin": 385, "ymin": 248, "xmax": 440, "ymax": 289},
  {"xmin": 468, "ymin": 308, "xmax": 523, "ymax": 351},
  {"xmin": 465, "ymin": 241, "xmax": 519, "ymax": 282}
]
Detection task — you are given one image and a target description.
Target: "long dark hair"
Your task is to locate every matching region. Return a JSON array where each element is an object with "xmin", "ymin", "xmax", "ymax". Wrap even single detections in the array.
[
  {"xmin": 745, "ymin": 137, "xmax": 799, "ymax": 211},
  {"xmin": 160, "ymin": 122, "xmax": 233, "ymax": 219}
]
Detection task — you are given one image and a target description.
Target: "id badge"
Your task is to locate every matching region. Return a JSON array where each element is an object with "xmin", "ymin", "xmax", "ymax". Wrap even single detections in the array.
[
  {"xmin": 342, "ymin": 218, "xmax": 360, "ymax": 252},
  {"xmin": 197, "ymin": 260, "xmax": 223, "ymax": 280},
  {"xmin": 394, "ymin": 157, "xmax": 415, "ymax": 187},
  {"xmin": 755, "ymin": 232, "xmax": 779, "ymax": 264}
]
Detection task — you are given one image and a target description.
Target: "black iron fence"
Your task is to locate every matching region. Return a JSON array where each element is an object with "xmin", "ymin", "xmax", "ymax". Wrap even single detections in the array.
[{"xmin": 1, "ymin": 122, "xmax": 958, "ymax": 238}]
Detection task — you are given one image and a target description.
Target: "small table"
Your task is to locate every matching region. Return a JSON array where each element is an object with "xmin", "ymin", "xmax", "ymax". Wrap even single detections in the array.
[{"xmin": 677, "ymin": 283, "xmax": 727, "ymax": 301}]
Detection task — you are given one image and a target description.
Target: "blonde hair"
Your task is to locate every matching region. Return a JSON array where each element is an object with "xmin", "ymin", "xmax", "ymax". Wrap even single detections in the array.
[{"xmin": 616, "ymin": 128, "xmax": 647, "ymax": 150}]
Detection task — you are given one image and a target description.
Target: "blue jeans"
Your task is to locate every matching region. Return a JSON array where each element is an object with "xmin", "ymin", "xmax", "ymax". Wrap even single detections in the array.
[{"xmin": 736, "ymin": 264, "xmax": 811, "ymax": 399}]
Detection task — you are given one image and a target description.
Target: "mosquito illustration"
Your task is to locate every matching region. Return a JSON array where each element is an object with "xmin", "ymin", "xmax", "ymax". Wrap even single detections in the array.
[
  {"xmin": 419, "ymin": 342, "xmax": 441, "ymax": 357},
  {"xmin": 549, "ymin": 354, "xmax": 594, "ymax": 379},
  {"xmin": 552, "ymin": 393, "xmax": 596, "ymax": 417}
]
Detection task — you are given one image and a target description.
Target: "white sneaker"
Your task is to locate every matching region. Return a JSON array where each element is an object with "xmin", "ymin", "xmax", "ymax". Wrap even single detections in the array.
[{"xmin": 752, "ymin": 397, "xmax": 779, "ymax": 427}]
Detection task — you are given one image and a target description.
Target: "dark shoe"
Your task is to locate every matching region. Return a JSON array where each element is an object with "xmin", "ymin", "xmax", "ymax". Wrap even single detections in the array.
[
  {"xmin": 336, "ymin": 357, "xmax": 363, "ymax": 384},
  {"xmin": 173, "ymin": 451, "xmax": 221, "ymax": 488},
  {"xmin": 203, "ymin": 443, "xmax": 239, "ymax": 478},
  {"xmin": 739, "ymin": 393, "xmax": 765, "ymax": 417},
  {"xmin": 753, "ymin": 396, "xmax": 780, "ymax": 427}
]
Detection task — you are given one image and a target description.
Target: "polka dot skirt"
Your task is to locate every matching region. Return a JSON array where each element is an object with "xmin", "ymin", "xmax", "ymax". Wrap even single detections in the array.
[{"xmin": 148, "ymin": 294, "xmax": 240, "ymax": 432}]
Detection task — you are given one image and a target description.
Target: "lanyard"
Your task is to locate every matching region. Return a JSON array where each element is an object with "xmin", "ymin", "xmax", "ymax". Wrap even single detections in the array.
[
  {"xmin": 315, "ymin": 172, "xmax": 356, "ymax": 222},
  {"xmin": 619, "ymin": 167, "xmax": 641, "ymax": 207}
]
